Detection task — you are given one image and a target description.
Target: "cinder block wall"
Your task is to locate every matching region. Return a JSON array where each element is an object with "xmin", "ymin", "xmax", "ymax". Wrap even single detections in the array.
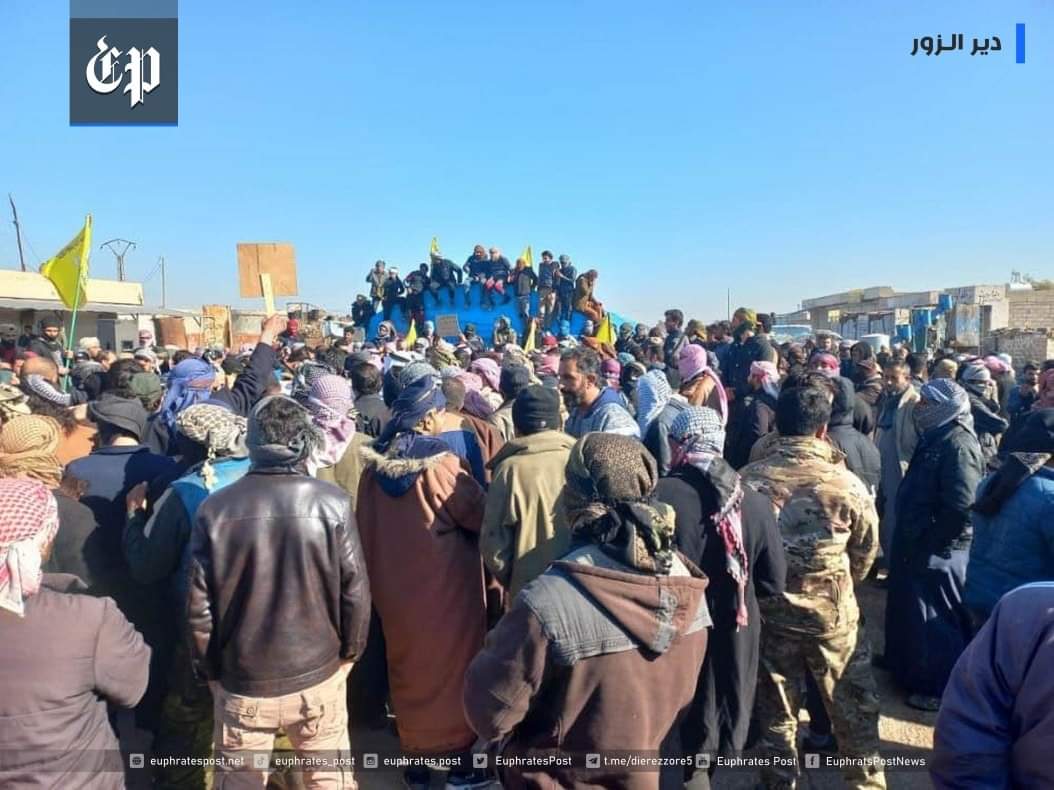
[{"xmin": 1009, "ymin": 290, "xmax": 1054, "ymax": 329}]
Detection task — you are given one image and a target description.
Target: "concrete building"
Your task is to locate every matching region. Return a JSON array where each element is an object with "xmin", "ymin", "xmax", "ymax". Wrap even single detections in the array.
[
  {"xmin": 800, "ymin": 283, "xmax": 1011, "ymax": 351},
  {"xmin": 0, "ymin": 269, "xmax": 174, "ymax": 351}
]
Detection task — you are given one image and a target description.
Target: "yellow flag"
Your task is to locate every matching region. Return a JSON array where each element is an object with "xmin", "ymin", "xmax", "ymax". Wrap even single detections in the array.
[
  {"xmin": 520, "ymin": 245, "xmax": 533, "ymax": 267},
  {"xmin": 403, "ymin": 318, "xmax": 417, "ymax": 349},
  {"xmin": 523, "ymin": 318, "xmax": 537, "ymax": 353},
  {"xmin": 40, "ymin": 215, "xmax": 92, "ymax": 310},
  {"xmin": 595, "ymin": 313, "xmax": 616, "ymax": 345},
  {"xmin": 429, "ymin": 236, "xmax": 440, "ymax": 257}
]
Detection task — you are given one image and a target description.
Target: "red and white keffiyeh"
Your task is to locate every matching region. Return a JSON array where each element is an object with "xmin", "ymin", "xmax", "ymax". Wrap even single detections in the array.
[{"xmin": 0, "ymin": 479, "xmax": 60, "ymax": 618}]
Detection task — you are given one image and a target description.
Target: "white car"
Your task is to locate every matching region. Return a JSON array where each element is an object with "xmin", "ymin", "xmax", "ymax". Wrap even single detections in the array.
[{"xmin": 770, "ymin": 325, "xmax": 843, "ymax": 345}]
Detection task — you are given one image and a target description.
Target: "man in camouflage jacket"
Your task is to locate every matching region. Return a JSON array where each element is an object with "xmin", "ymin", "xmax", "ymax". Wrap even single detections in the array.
[{"xmin": 741, "ymin": 384, "xmax": 885, "ymax": 790}]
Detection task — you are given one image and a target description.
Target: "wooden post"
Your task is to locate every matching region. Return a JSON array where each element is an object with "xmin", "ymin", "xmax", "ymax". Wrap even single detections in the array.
[{"xmin": 260, "ymin": 272, "xmax": 275, "ymax": 315}]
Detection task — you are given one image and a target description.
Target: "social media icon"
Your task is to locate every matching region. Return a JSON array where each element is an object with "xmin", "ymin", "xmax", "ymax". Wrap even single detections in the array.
[
  {"xmin": 473, "ymin": 753, "xmax": 488, "ymax": 769},
  {"xmin": 253, "ymin": 753, "xmax": 270, "ymax": 770},
  {"xmin": 129, "ymin": 754, "xmax": 145, "ymax": 768},
  {"xmin": 363, "ymin": 753, "xmax": 378, "ymax": 769},
  {"xmin": 805, "ymin": 753, "xmax": 820, "ymax": 769},
  {"xmin": 695, "ymin": 754, "xmax": 710, "ymax": 769},
  {"xmin": 586, "ymin": 753, "xmax": 601, "ymax": 768}
]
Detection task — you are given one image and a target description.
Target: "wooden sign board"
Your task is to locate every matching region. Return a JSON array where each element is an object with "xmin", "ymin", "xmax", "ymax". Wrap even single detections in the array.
[
  {"xmin": 237, "ymin": 243, "xmax": 298, "ymax": 298},
  {"xmin": 436, "ymin": 313, "xmax": 461, "ymax": 338},
  {"xmin": 202, "ymin": 304, "xmax": 232, "ymax": 348},
  {"xmin": 156, "ymin": 316, "xmax": 188, "ymax": 349}
]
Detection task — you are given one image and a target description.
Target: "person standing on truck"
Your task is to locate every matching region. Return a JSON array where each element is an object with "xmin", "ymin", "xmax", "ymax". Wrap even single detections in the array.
[
  {"xmin": 366, "ymin": 260, "xmax": 387, "ymax": 313},
  {"xmin": 382, "ymin": 268, "xmax": 406, "ymax": 321},
  {"xmin": 553, "ymin": 255, "xmax": 577, "ymax": 325},
  {"xmin": 536, "ymin": 250, "xmax": 559, "ymax": 330}
]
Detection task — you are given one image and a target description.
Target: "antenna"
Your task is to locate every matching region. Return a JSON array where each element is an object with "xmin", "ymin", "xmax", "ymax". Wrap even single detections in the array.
[
  {"xmin": 99, "ymin": 238, "xmax": 136, "ymax": 281},
  {"xmin": 8, "ymin": 195, "xmax": 26, "ymax": 272}
]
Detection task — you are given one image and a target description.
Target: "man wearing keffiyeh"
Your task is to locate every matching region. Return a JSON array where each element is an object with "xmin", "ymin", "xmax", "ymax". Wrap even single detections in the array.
[
  {"xmin": 464, "ymin": 432, "xmax": 711, "ymax": 790},
  {"xmin": 656, "ymin": 406, "xmax": 786, "ymax": 767},
  {"xmin": 123, "ymin": 402, "xmax": 252, "ymax": 788},
  {"xmin": 0, "ymin": 478, "xmax": 60, "ymax": 617},
  {"xmin": 884, "ymin": 377, "xmax": 985, "ymax": 714},
  {"xmin": 0, "ymin": 478, "xmax": 151, "ymax": 788}
]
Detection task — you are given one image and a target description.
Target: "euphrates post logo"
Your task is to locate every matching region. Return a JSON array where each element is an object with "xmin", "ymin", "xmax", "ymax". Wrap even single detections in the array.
[{"xmin": 70, "ymin": 0, "xmax": 178, "ymax": 125}]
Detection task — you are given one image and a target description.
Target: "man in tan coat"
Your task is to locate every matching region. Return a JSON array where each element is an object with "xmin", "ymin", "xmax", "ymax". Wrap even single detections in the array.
[
  {"xmin": 481, "ymin": 386, "xmax": 575, "ymax": 598},
  {"xmin": 875, "ymin": 359, "xmax": 920, "ymax": 559}
]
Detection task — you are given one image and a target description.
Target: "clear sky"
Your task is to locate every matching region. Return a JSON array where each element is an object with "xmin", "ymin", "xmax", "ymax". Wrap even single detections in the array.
[{"xmin": 1, "ymin": 1, "xmax": 1050, "ymax": 322}]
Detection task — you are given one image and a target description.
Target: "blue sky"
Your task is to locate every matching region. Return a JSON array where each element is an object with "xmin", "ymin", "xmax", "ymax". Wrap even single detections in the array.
[{"xmin": 1, "ymin": 1, "xmax": 1050, "ymax": 322}]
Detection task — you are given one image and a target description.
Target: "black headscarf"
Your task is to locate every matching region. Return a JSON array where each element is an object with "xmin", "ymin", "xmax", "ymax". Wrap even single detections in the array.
[{"xmin": 564, "ymin": 433, "xmax": 676, "ymax": 575}]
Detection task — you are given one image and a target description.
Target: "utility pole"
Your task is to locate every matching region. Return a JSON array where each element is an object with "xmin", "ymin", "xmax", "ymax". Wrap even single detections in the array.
[
  {"xmin": 160, "ymin": 255, "xmax": 166, "ymax": 307},
  {"xmin": 100, "ymin": 238, "xmax": 136, "ymax": 281},
  {"xmin": 8, "ymin": 195, "xmax": 26, "ymax": 272},
  {"xmin": 726, "ymin": 289, "xmax": 731, "ymax": 321}
]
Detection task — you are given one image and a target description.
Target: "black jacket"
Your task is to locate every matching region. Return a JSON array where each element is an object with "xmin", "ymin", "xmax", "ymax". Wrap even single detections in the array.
[
  {"xmin": 725, "ymin": 335, "xmax": 775, "ymax": 396},
  {"xmin": 663, "ymin": 330, "xmax": 687, "ymax": 371},
  {"xmin": 655, "ymin": 464, "xmax": 786, "ymax": 756},
  {"xmin": 725, "ymin": 390, "xmax": 777, "ymax": 470},
  {"xmin": 430, "ymin": 257, "xmax": 461, "ymax": 284},
  {"xmin": 854, "ymin": 373, "xmax": 885, "ymax": 436},
  {"xmin": 965, "ymin": 384, "xmax": 1010, "ymax": 465},
  {"xmin": 355, "ymin": 393, "xmax": 390, "ymax": 438},
  {"xmin": 187, "ymin": 468, "xmax": 372, "ymax": 696},
  {"xmin": 992, "ymin": 370, "xmax": 1015, "ymax": 417},
  {"xmin": 352, "ymin": 300, "xmax": 375, "ymax": 327},
  {"xmin": 28, "ymin": 337, "xmax": 64, "ymax": 366},
  {"xmin": 853, "ymin": 396, "xmax": 876, "ymax": 437},
  {"xmin": 827, "ymin": 377, "xmax": 881, "ymax": 493},
  {"xmin": 656, "ymin": 465, "xmax": 786, "ymax": 629},
  {"xmin": 513, "ymin": 267, "xmax": 537, "ymax": 296},
  {"xmin": 893, "ymin": 420, "xmax": 984, "ymax": 567},
  {"xmin": 45, "ymin": 491, "xmax": 102, "ymax": 591}
]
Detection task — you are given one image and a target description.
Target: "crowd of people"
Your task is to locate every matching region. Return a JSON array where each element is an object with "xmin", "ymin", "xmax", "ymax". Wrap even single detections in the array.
[
  {"xmin": 0, "ymin": 294, "xmax": 1052, "ymax": 790},
  {"xmin": 354, "ymin": 246, "xmax": 604, "ymax": 335}
]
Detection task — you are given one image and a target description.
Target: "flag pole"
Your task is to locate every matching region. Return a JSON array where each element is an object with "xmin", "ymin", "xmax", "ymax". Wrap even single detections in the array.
[
  {"xmin": 60, "ymin": 214, "xmax": 91, "ymax": 392},
  {"xmin": 61, "ymin": 279, "xmax": 82, "ymax": 393}
]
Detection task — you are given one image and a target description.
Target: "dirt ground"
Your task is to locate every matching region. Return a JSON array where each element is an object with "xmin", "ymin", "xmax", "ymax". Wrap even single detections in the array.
[
  {"xmin": 346, "ymin": 577, "xmax": 937, "ymax": 790},
  {"xmin": 122, "ymin": 577, "xmax": 936, "ymax": 789}
]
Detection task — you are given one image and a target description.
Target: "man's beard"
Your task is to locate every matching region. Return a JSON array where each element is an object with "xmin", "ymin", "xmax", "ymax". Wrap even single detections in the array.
[{"xmin": 562, "ymin": 390, "xmax": 581, "ymax": 410}]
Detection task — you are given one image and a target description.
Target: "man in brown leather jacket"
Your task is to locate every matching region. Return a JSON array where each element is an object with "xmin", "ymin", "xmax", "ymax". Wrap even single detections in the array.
[{"xmin": 187, "ymin": 395, "xmax": 371, "ymax": 789}]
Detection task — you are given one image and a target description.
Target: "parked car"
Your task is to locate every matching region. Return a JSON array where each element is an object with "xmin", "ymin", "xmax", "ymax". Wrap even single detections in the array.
[{"xmin": 770, "ymin": 325, "xmax": 842, "ymax": 345}]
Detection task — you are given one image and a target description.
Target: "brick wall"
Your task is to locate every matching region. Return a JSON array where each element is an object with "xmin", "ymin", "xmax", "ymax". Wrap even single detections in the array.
[
  {"xmin": 988, "ymin": 332, "xmax": 1054, "ymax": 365},
  {"xmin": 1009, "ymin": 290, "xmax": 1054, "ymax": 329}
]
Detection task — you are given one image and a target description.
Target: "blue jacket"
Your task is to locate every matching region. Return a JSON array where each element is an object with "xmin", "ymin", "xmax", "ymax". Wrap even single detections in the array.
[
  {"xmin": 464, "ymin": 254, "xmax": 491, "ymax": 279},
  {"xmin": 932, "ymin": 582, "xmax": 1054, "ymax": 789},
  {"xmin": 965, "ymin": 467, "xmax": 1054, "ymax": 617},
  {"xmin": 564, "ymin": 387, "xmax": 640, "ymax": 439}
]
